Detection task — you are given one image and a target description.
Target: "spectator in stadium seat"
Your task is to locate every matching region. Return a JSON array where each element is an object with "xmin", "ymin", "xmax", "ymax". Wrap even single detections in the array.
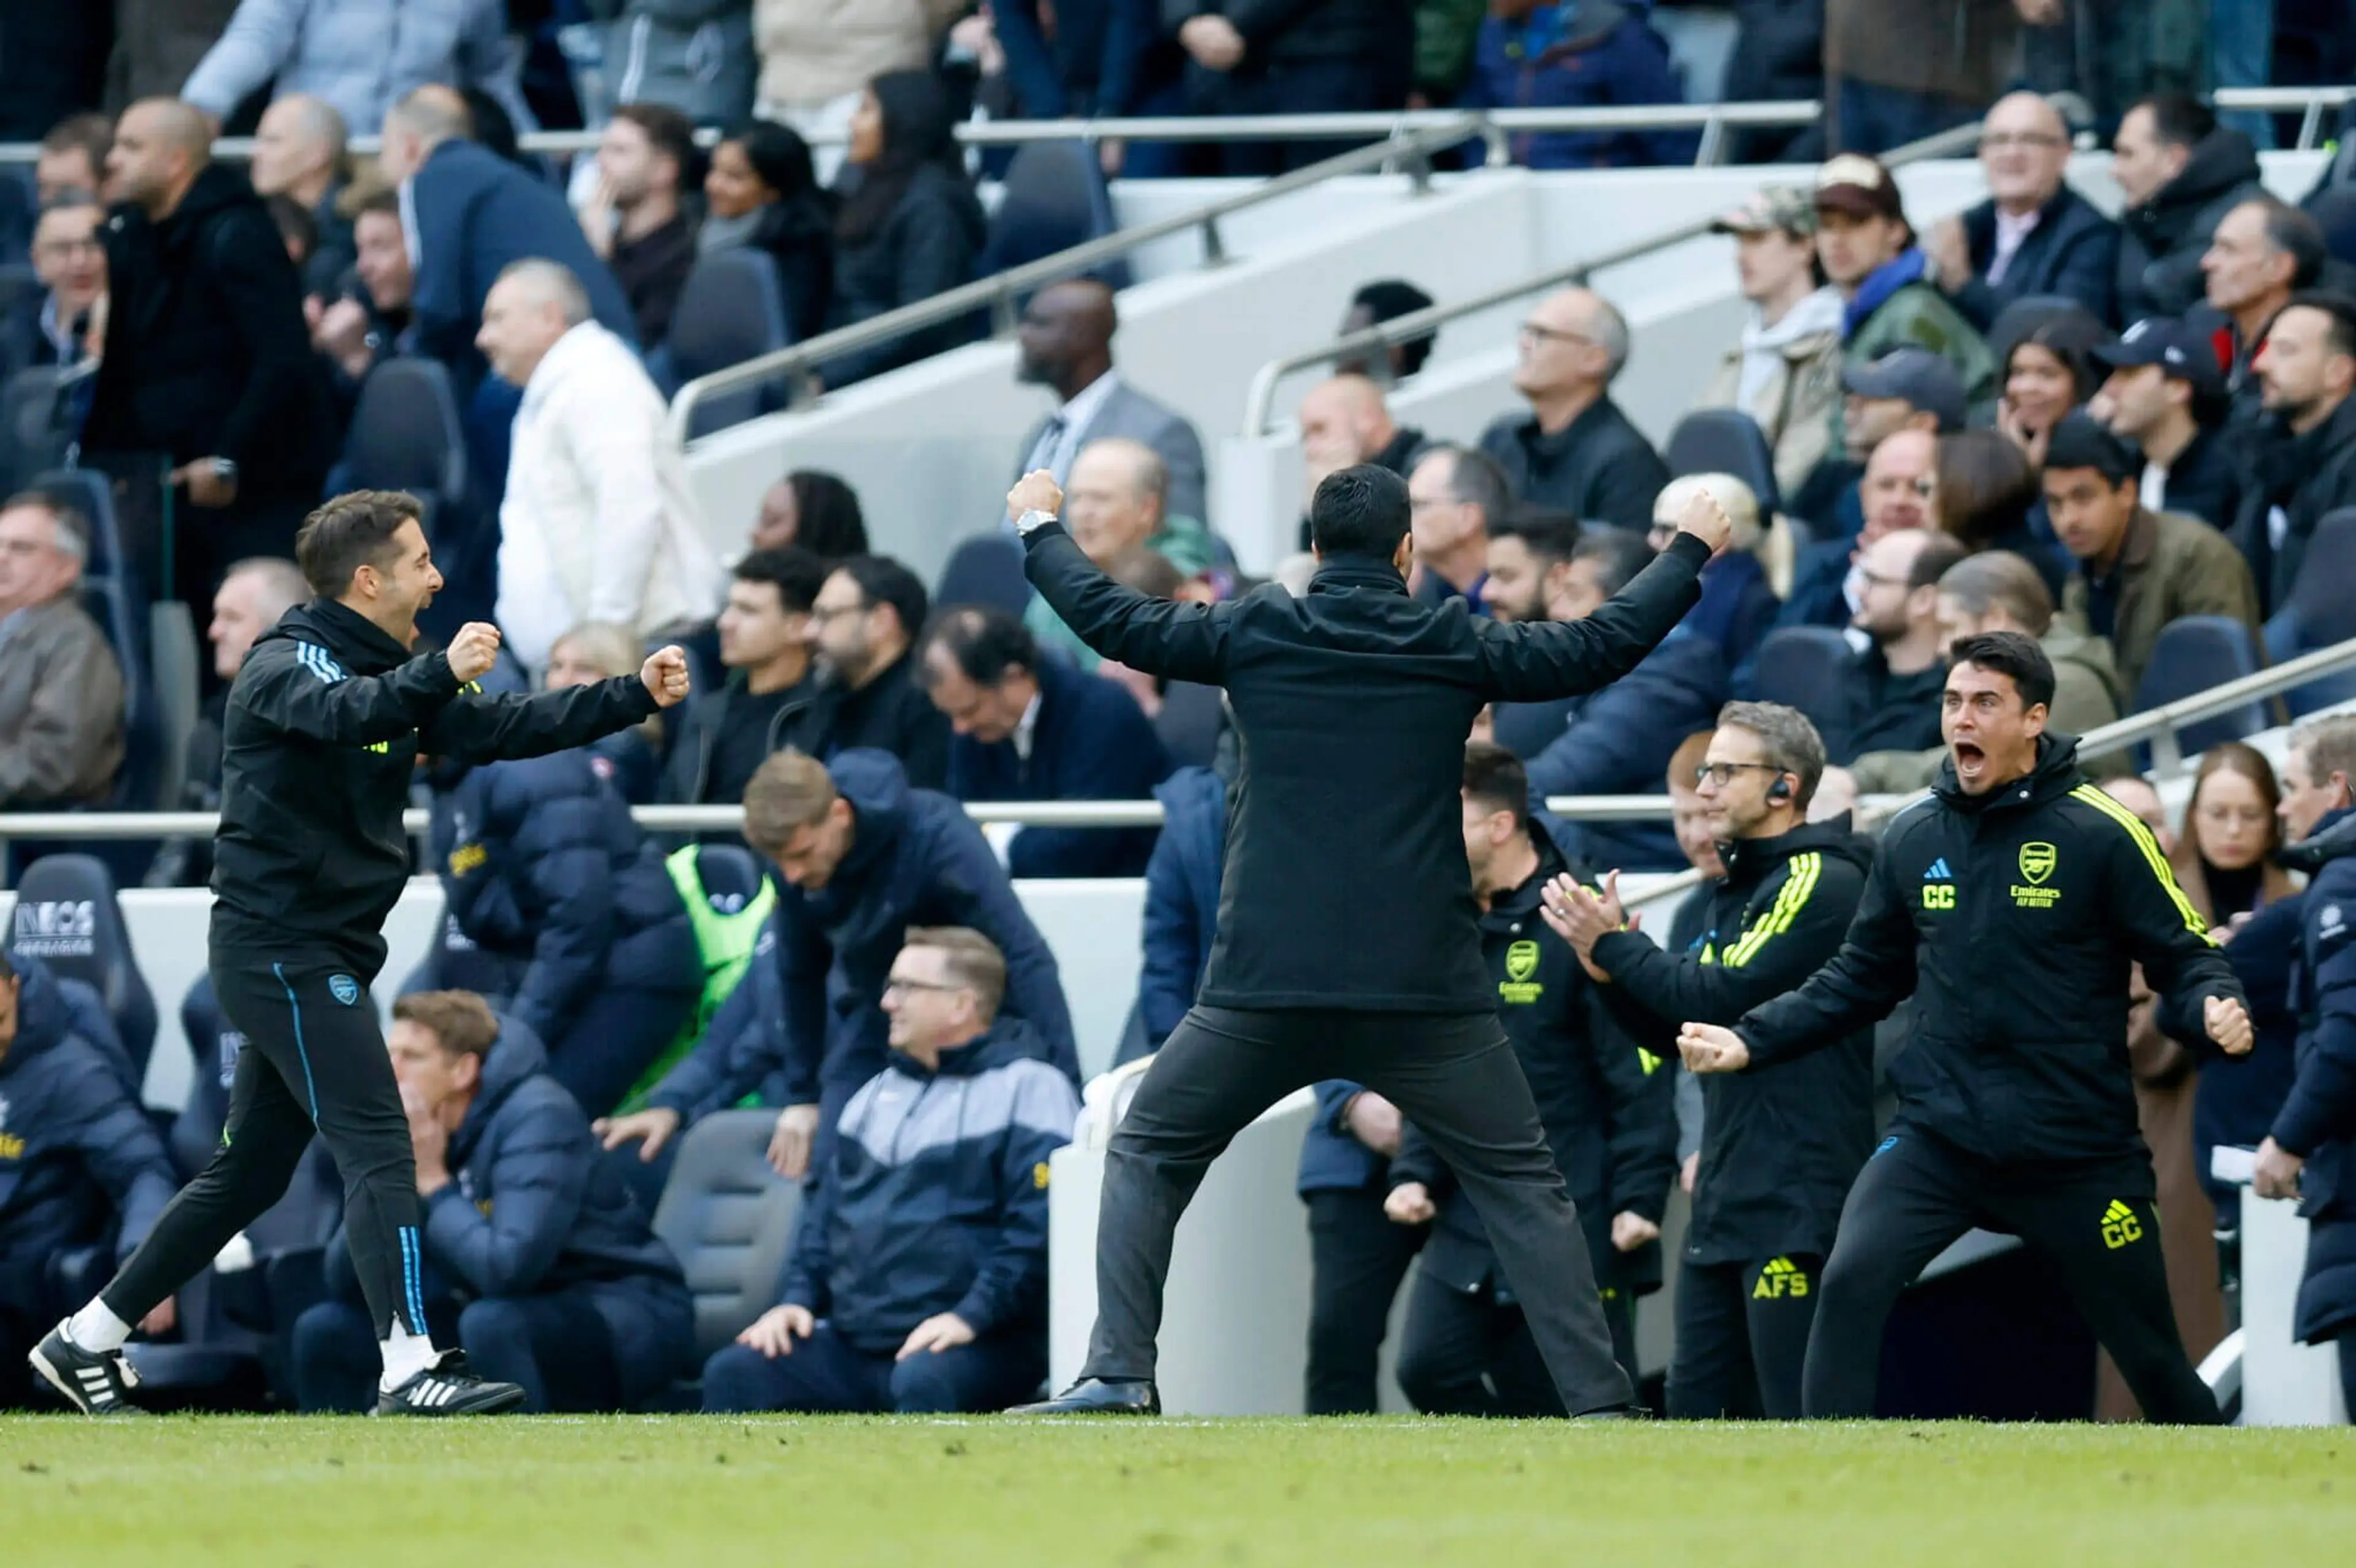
[
  {"xmin": 0, "ymin": 495, "xmax": 123, "ymax": 810},
  {"xmin": 1460, "ymin": 0, "xmax": 1695, "ymax": 170},
  {"xmin": 752, "ymin": 469, "xmax": 871, "ymax": 558},
  {"xmin": 1787, "ymin": 347, "xmax": 1966, "ymax": 544},
  {"xmin": 2201, "ymin": 199, "xmax": 2328, "ymax": 427},
  {"xmin": 182, "ymin": 0, "xmax": 537, "ymax": 144},
  {"xmin": 1025, "ymin": 438, "xmax": 1217, "ymax": 671},
  {"xmin": 2047, "ymin": 412, "xmax": 2261, "ymax": 696},
  {"xmin": 307, "ymin": 183, "xmax": 414, "ymax": 414},
  {"xmin": 2090, "ymin": 318, "xmax": 2244, "ymax": 533},
  {"xmin": 1336, "ymin": 279, "xmax": 1438, "ymax": 388},
  {"xmin": 1933, "ymin": 428, "xmax": 2069, "ymax": 602},
  {"xmin": 33, "ymin": 115, "xmax": 112, "ymax": 209},
  {"xmin": 701, "ymin": 120, "xmax": 839, "ymax": 347},
  {"xmin": 1993, "ymin": 307, "xmax": 2112, "ymax": 478},
  {"xmin": 702, "ymin": 928, "xmax": 1077, "ymax": 1415},
  {"xmin": 752, "ymin": 0, "xmax": 956, "ymax": 172},
  {"xmin": 418, "ymin": 735, "xmax": 706, "ymax": 1119},
  {"xmin": 1172, "ymin": 0, "xmax": 1404, "ymax": 177},
  {"xmin": 377, "ymin": 86, "xmax": 637, "ymax": 398},
  {"xmin": 580, "ymin": 104, "xmax": 700, "ymax": 353},
  {"xmin": 147, "ymin": 556, "xmax": 310, "ymax": 888},
  {"xmin": 2236, "ymin": 293, "xmax": 2356, "ymax": 615},
  {"xmin": 1831, "ymin": 548, "xmax": 2123, "ymax": 796},
  {"xmin": 477, "ymin": 258, "xmax": 723, "ymax": 674},
  {"xmin": 661, "ymin": 547, "xmax": 830, "ymax": 810},
  {"xmin": 2112, "ymin": 93, "xmax": 2267, "ymax": 326},
  {"xmin": 1300, "ymin": 374, "xmax": 1428, "ymax": 496},
  {"xmin": 0, "ymin": 950, "xmax": 179, "ymax": 1399},
  {"xmin": 1011, "ymin": 279, "xmax": 1207, "ymax": 529},
  {"xmin": 1695, "ymin": 186, "xmax": 1844, "ymax": 503},
  {"xmin": 787, "ymin": 555, "xmax": 951, "ymax": 790},
  {"xmin": 1920, "ymin": 91, "xmax": 2120, "ymax": 332},
  {"xmin": 821, "ymin": 71, "xmax": 986, "ymax": 388},
  {"xmin": 1406, "ymin": 445, "xmax": 1508, "ymax": 613},
  {"xmin": 1773, "ymin": 425, "xmax": 1936, "ymax": 636},
  {"xmin": 1649, "ymin": 473, "xmax": 1779, "ymax": 673},
  {"xmin": 291, "ymin": 993, "xmax": 694, "ymax": 1414},
  {"xmin": 2, "ymin": 195, "xmax": 107, "ymax": 386},
  {"xmin": 1839, "ymin": 526, "xmax": 1965, "ymax": 763},
  {"xmin": 543, "ymin": 621, "xmax": 671, "ymax": 805},
  {"xmin": 1815, "ymin": 153, "xmax": 1995, "ymax": 413},
  {"xmin": 1478, "ymin": 287, "xmax": 1669, "ymax": 531},
  {"xmin": 1500, "ymin": 529, "xmax": 1725, "ymax": 873},
  {"xmin": 247, "ymin": 94, "xmax": 353, "ymax": 297},
  {"xmin": 83, "ymin": 98, "xmax": 337, "ymax": 608},
  {"xmin": 918, "ymin": 607, "xmax": 1173, "ymax": 879}
]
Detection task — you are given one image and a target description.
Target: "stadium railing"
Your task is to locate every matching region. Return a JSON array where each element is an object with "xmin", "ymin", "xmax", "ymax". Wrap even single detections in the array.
[{"xmin": 4, "ymin": 634, "xmax": 2352, "ymax": 858}]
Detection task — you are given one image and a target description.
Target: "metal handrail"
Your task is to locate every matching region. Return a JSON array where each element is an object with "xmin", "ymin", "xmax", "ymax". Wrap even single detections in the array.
[{"xmin": 663, "ymin": 115, "xmax": 1480, "ymax": 447}]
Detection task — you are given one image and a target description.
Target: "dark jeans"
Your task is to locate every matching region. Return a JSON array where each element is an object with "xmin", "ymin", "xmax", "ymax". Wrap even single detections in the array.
[
  {"xmin": 1395, "ymin": 1270, "xmax": 1569, "ymax": 1418},
  {"xmin": 1303, "ymin": 1186, "xmax": 1422, "ymax": 1414},
  {"xmin": 1667, "ymin": 1254, "xmax": 1822, "ymax": 1419},
  {"xmin": 1187, "ymin": 58, "xmax": 1389, "ymax": 176},
  {"xmin": 1083, "ymin": 1005, "xmax": 1632, "ymax": 1416},
  {"xmin": 293, "ymin": 1288, "xmax": 629, "ymax": 1412},
  {"xmin": 699, "ymin": 1321, "xmax": 1046, "ymax": 1413},
  {"xmin": 1804, "ymin": 1128, "xmax": 2221, "ymax": 1422},
  {"xmin": 1832, "ymin": 79, "xmax": 1979, "ymax": 155}
]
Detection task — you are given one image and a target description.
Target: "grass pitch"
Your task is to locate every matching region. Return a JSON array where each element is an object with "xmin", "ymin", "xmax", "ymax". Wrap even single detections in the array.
[{"xmin": 2, "ymin": 1415, "xmax": 2350, "ymax": 1567}]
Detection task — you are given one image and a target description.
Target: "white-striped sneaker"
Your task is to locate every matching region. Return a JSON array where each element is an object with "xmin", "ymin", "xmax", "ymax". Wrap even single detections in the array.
[
  {"xmin": 29, "ymin": 1324, "xmax": 143, "ymax": 1416},
  {"xmin": 377, "ymin": 1351, "xmax": 526, "ymax": 1416}
]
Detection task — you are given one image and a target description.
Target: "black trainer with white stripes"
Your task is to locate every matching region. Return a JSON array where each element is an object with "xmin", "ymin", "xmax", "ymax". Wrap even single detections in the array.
[
  {"xmin": 29, "ymin": 1324, "xmax": 143, "ymax": 1415},
  {"xmin": 378, "ymin": 1351, "xmax": 528, "ymax": 1416}
]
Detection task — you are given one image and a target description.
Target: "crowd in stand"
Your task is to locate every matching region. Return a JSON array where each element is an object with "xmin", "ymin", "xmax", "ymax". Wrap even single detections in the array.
[{"xmin": 6, "ymin": 5, "xmax": 2356, "ymax": 1419}]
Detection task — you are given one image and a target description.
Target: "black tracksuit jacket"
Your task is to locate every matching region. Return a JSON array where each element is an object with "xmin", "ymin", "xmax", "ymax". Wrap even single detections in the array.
[
  {"xmin": 1389, "ymin": 822, "xmax": 1677, "ymax": 1297},
  {"xmin": 1019, "ymin": 523, "xmax": 1707, "ymax": 1013},
  {"xmin": 1734, "ymin": 737, "xmax": 2244, "ymax": 1166},
  {"xmin": 1590, "ymin": 816, "xmax": 1876, "ymax": 1264},
  {"xmin": 211, "ymin": 599, "xmax": 662, "ymax": 979}
]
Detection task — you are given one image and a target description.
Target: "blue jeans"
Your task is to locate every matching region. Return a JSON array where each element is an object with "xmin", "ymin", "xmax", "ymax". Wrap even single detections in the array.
[
  {"xmin": 2212, "ymin": 0, "xmax": 2275, "ymax": 150},
  {"xmin": 1833, "ymin": 79, "xmax": 1977, "ymax": 155},
  {"xmin": 699, "ymin": 1320, "xmax": 1045, "ymax": 1413}
]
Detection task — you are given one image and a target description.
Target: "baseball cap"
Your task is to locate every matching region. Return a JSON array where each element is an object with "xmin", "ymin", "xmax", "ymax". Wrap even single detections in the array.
[
  {"xmin": 1712, "ymin": 186, "xmax": 1817, "ymax": 238},
  {"xmin": 2090, "ymin": 317, "xmax": 2227, "ymax": 398},
  {"xmin": 1839, "ymin": 347, "xmax": 1968, "ymax": 432},
  {"xmin": 1815, "ymin": 153, "xmax": 1906, "ymax": 224}
]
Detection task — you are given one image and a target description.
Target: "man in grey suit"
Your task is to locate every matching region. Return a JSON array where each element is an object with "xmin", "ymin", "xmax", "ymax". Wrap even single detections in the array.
[{"xmin": 1011, "ymin": 280, "xmax": 1207, "ymax": 527}]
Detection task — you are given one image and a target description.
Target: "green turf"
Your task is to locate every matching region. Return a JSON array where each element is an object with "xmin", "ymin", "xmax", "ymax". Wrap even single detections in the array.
[{"xmin": 2, "ymin": 1416, "xmax": 2350, "ymax": 1567}]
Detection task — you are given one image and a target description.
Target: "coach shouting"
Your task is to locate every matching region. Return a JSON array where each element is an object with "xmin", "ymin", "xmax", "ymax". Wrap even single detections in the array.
[{"xmin": 1006, "ymin": 462, "xmax": 1728, "ymax": 1418}]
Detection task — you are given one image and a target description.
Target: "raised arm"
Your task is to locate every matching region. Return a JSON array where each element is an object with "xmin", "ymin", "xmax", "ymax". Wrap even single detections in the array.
[
  {"xmin": 423, "ymin": 647, "xmax": 685, "ymax": 764},
  {"xmin": 1012, "ymin": 472, "xmax": 1233, "ymax": 685},
  {"xmin": 234, "ymin": 636, "xmax": 465, "ymax": 747},
  {"xmin": 2077, "ymin": 785, "xmax": 2244, "ymax": 1050},
  {"xmin": 1719, "ymin": 839, "xmax": 1922, "ymax": 1069}
]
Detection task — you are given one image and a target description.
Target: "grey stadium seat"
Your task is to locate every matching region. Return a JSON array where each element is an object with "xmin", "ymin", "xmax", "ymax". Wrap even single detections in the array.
[{"xmin": 652, "ymin": 1109, "xmax": 803, "ymax": 1362}]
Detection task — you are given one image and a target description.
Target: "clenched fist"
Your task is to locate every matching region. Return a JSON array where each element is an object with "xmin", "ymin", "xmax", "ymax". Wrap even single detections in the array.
[
  {"xmin": 1007, "ymin": 469, "xmax": 1064, "ymax": 522},
  {"xmin": 1675, "ymin": 486, "xmax": 1733, "ymax": 556},
  {"xmin": 641, "ymin": 645, "xmax": 691, "ymax": 707},
  {"xmin": 446, "ymin": 622, "xmax": 502, "ymax": 683}
]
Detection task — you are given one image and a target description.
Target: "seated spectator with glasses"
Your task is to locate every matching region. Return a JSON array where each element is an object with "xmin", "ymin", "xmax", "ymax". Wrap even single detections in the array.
[
  {"xmin": 701, "ymin": 928, "xmax": 1079, "ymax": 1415},
  {"xmin": 0, "ymin": 494, "xmax": 123, "ymax": 811},
  {"xmin": 1920, "ymin": 91, "xmax": 2119, "ymax": 332},
  {"xmin": 5, "ymin": 194, "xmax": 106, "ymax": 385},
  {"xmin": 1479, "ymin": 288, "xmax": 1669, "ymax": 531},
  {"xmin": 788, "ymin": 555, "xmax": 950, "ymax": 790}
]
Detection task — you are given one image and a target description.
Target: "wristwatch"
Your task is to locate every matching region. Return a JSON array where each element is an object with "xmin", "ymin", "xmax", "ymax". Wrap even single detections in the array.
[
  {"xmin": 209, "ymin": 458, "xmax": 239, "ymax": 484},
  {"xmin": 1014, "ymin": 508, "xmax": 1057, "ymax": 536}
]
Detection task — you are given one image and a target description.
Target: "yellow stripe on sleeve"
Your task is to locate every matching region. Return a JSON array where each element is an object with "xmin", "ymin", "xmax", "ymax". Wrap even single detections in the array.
[
  {"xmin": 1724, "ymin": 851, "xmax": 1823, "ymax": 969},
  {"xmin": 2071, "ymin": 785, "xmax": 2217, "ymax": 945}
]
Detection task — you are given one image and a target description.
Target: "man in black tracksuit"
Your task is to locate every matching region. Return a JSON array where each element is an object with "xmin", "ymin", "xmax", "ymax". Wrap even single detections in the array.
[
  {"xmin": 1007, "ymin": 462, "xmax": 1730, "ymax": 1418},
  {"xmin": 1549, "ymin": 701, "xmax": 1875, "ymax": 1419},
  {"xmin": 1385, "ymin": 744, "xmax": 1674, "ymax": 1414},
  {"xmin": 31, "ymin": 492, "xmax": 691, "ymax": 1418},
  {"xmin": 1681, "ymin": 633, "xmax": 2252, "ymax": 1423}
]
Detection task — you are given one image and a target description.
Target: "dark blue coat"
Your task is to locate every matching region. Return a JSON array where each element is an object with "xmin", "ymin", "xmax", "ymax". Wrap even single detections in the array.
[
  {"xmin": 1461, "ymin": 2, "xmax": 1697, "ymax": 169},
  {"xmin": 2279, "ymin": 808, "xmax": 2356, "ymax": 1342},
  {"xmin": 1769, "ymin": 540, "xmax": 1857, "ymax": 635},
  {"xmin": 404, "ymin": 138, "xmax": 636, "ymax": 391},
  {"xmin": 0, "ymin": 955, "xmax": 175, "ymax": 1271},
  {"xmin": 1139, "ymin": 766, "xmax": 1226, "ymax": 1048},
  {"xmin": 948, "ymin": 656, "xmax": 1174, "ymax": 879},
  {"xmin": 782, "ymin": 1018, "xmax": 1079, "ymax": 1351},
  {"xmin": 429, "ymin": 748, "xmax": 703, "ymax": 1046},
  {"xmin": 2196, "ymin": 892, "xmax": 2305, "ymax": 1207},
  {"xmin": 1951, "ymin": 185, "xmax": 2122, "ymax": 331},
  {"xmin": 1516, "ymin": 628, "xmax": 1727, "ymax": 872},
  {"xmin": 1686, "ymin": 550, "xmax": 1780, "ymax": 674},
  {"xmin": 647, "ymin": 915, "xmax": 796, "ymax": 1121},
  {"xmin": 777, "ymin": 750, "xmax": 1079, "ymax": 1114}
]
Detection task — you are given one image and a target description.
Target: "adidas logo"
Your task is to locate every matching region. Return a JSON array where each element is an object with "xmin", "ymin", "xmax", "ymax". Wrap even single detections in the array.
[
  {"xmin": 2100, "ymin": 1199, "xmax": 2144, "ymax": 1250},
  {"xmin": 1752, "ymin": 1256, "xmax": 1811, "ymax": 1300},
  {"xmin": 1922, "ymin": 858, "xmax": 1954, "ymax": 880},
  {"xmin": 409, "ymin": 1376, "xmax": 471, "ymax": 1409}
]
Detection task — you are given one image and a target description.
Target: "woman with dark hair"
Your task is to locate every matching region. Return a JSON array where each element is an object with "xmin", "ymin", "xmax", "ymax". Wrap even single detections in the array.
[
  {"xmin": 822, "ymin": 70, "xmax": 986, "ymax": 386},
  {"xmin": 1995, "ymin": 307, "xmax": 2113, "ymax": 469},
  {"xmin": 752, "ymin": 469, "xmax": 871, "ymax": 559},
  {"xmin": 1931, "ymin": 428, "xmax": 2070, "ymax": 599},
  {"xmin": 702, "ymin": 120, "xmax": 838, "ymax": 345}
]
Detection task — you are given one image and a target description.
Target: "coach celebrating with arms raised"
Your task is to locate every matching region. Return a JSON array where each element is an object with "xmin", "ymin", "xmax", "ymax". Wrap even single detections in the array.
[
  {"xmin": 1680, "ymin": 632, "xmax": 2251, "ymax": 1423},
  {"xmin": 1005, "ymin": 462, "xmax": 1729, "ymax": 1418}
]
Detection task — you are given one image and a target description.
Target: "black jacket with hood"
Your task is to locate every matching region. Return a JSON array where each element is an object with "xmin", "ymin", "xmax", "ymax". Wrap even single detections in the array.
[{"xmin": 2116, "ymin": 126, "xmax": 2268, "ymax": 325}]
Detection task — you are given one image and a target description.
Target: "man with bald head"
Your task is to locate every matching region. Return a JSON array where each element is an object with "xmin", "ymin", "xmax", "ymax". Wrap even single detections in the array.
[
  {"xmin": 1296, "ymin": 374, "xmax": 1426, "ymax": 549},
  {"xmin": 1025, "ymin": 437, "xmax": 1219, "ymax": 670},
  {"xmin": 1921, "ymin": 91, "xmax": 2119, "ymax": 331},
  {"xmin": 1773, "ymin": 426, "xmax": 1939, "ymax": 634},
  {"xmin": 250, "ymin": 94, "xmax": 353, "ymax": 292},
  {"xmin": 83, "ymin": 98, "xmax": 336, "ymax": 609},
  {"xmin": 1477, "ymin": 287, "xmax": 1669, "ymax": 530},
  {"xmin": 1009, "ymin": 279, "xmax": 1206, "ymax": 526}
]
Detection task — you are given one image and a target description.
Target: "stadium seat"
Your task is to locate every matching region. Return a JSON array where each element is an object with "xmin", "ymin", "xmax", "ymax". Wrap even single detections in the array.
[
  {"xmin": 981, "ymin": 140, "xmax": 1130, "ymax": 288},
  {"xmin": 1155, "ymin": 680, "xmax": 1226, "ymax": 771},
  {"xmin": 1984, "ymin": 294, "xmax": 2096, "ymax": 365},
  {"xmin": 651, "ymin": 1109, "xmax": 803, "ymax": 1364},
  {"xmin": 934, "ymin": 533, "xmax": 1030, "ymax": 618},
  {"xmin": 147, "ymin": 599, "xmax": 201, "ymax": 812},
  {"xmin": 81, "ymin": 572, "xmax": 166, "ymax": 809},
  {"xmin": 1663, "ymin": 408, "xmax": 1782, "ymax": 515},
  {"xmin": 2282, "ymin": 508, "xmax": 2356, "ymax": 716},
  {"xmin": 343, "ymin": 357, "xmax": 469, "ymax": 518},
  {"xmin": 1746, "ymin": 626, "xmax": 1858, "ymax": 762},
  {"xmin": 26, "ymin": 466, "xmax": 132, "ymax": 581},
  {"xmin": 9, "ymin": 852, "xmax": 160, "ymax": 1082},
  {"xmin": 2134, "ymin": 615, "xmax": 2267, "ymax": 758},
  {"xmin": 666, "ymin": 250, "xmax": 791, "ymax": 437}
]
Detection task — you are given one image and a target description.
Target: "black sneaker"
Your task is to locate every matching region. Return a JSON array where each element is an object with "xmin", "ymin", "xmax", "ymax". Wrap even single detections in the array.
[
  {"xmin": 376, "ymin": 1351, "xmax": 527, "ymax": 1416},
  {"xmin": 29, "ymin": 1323, "xmax": 143, "ymax": 1415}
]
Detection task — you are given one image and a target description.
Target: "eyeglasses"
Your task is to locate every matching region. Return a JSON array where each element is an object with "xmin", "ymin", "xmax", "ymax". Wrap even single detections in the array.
[
  {"xmin": 883, "ymin": 977, "xmax": 964, "ymax": 999},
  {"xmin": 1695, "ymin": 761, "xmax": 1783, "ymax": 788},
  {"xmin": 1979, "ymin": 132, "xmax": 2066, "ymax": 153},
  {"xmin": 1518, "ymin": 323, "xmax": 1593, "ymax": 348},
  {"xmin": 1854, "ymin": 568, "xmax": 1911, "ymax": 590}
]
